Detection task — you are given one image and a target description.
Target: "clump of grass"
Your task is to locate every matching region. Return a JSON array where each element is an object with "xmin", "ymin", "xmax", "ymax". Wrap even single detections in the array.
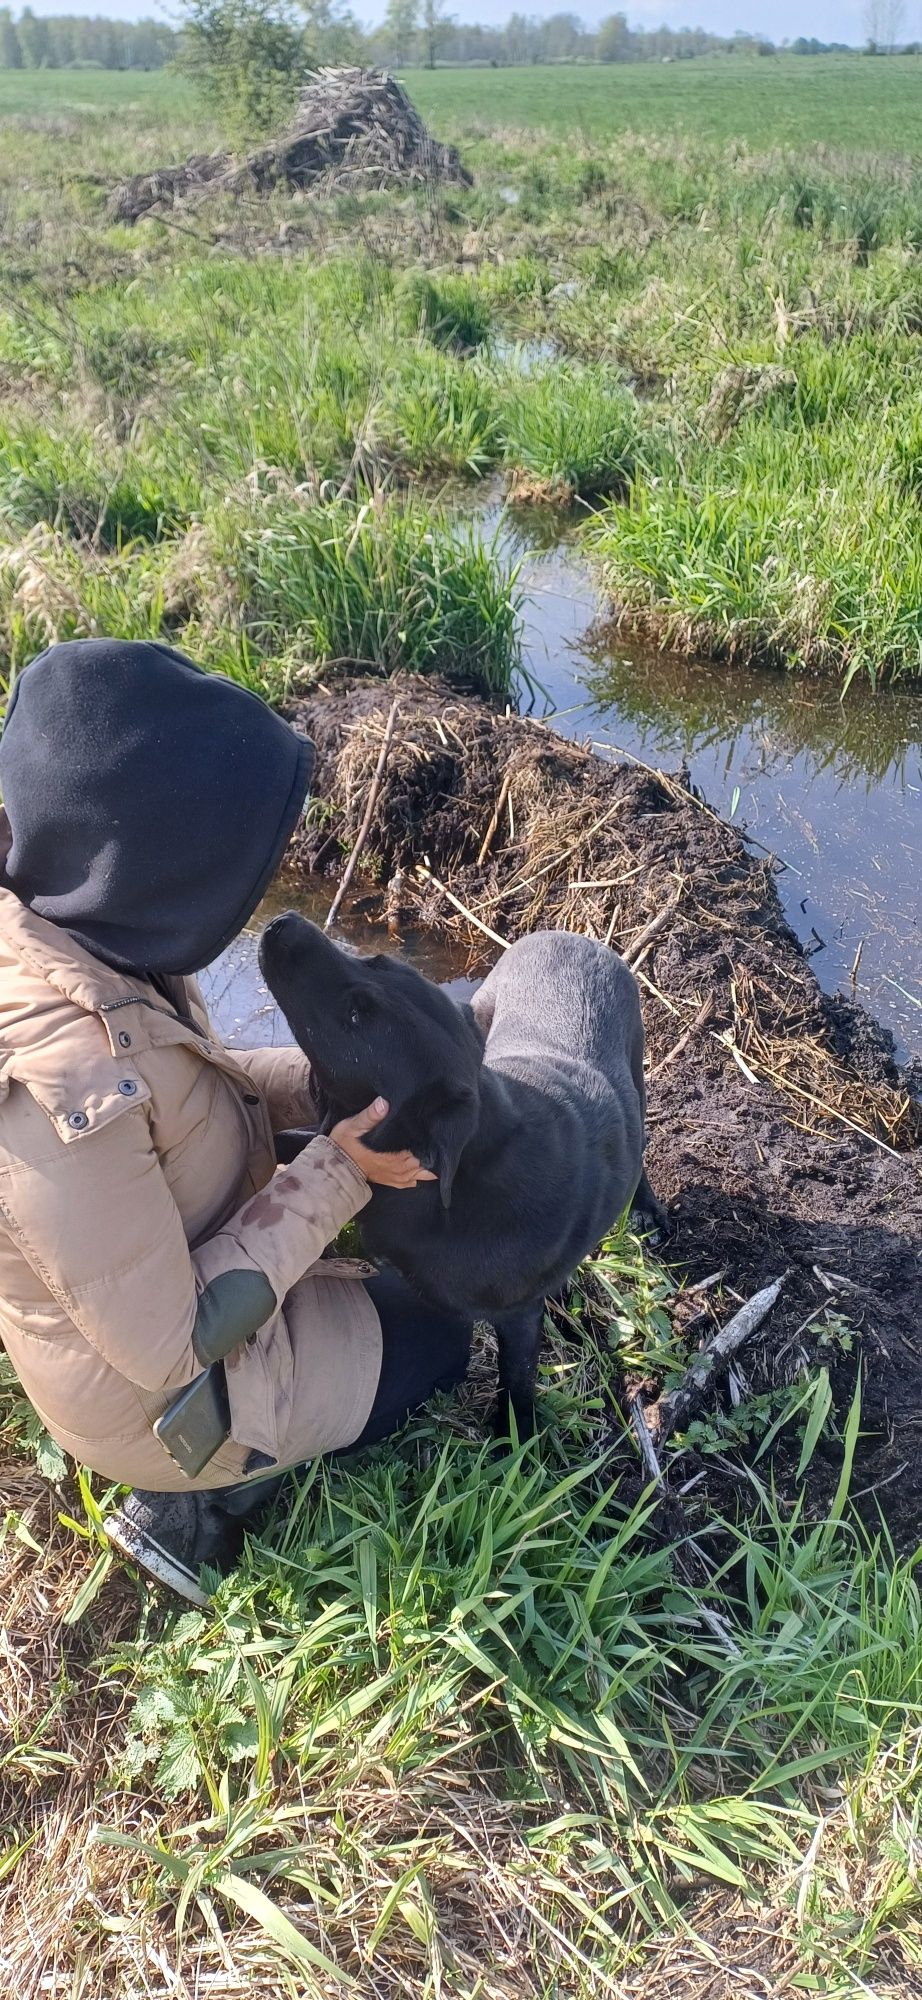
[
  {"xmin": 376, "ymin": 346, "xmax": 502, "ymax": 475},
  {"xmin": 399, "ymin": 270, "xmax": 494, "ymax": 351},
  {"xmin": 588, "ymin": 417, "xmax": 922, "ymax": 686},
  {"xmin": 502, "ymin": 363, "xmax": 643, "ymax": 503},
  {"xmin": 0, "ymin": 525, "xmax": 179, "ymax": 678},
  {"xmin": 229, "ymin": 492, "xmax": 523, "ymax": 696},
  {"xmin": 0, "ymin": 417, "xmax": 192, "ymax": 546}
]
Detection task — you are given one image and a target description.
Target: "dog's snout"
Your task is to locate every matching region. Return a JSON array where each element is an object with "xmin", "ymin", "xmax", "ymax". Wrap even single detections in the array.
[{"xmin": 259, "ymin": 910, "xmax": 303, "ymax": 962}]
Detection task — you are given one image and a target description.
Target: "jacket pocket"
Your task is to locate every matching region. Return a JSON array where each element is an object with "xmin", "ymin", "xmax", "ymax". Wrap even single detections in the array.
[{"xmin": 223, "ymin": 1307, "xmax": 294, "ymax": 1464}]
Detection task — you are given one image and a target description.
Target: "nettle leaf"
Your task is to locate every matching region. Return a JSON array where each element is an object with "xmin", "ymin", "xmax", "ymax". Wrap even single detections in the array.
[
  {"xmin": 155, "ymin": 1724, "xmax": 203, "ymax": 1799},
  {"xmin": 222, "ymin": 1718, "xmax": 260, "ymax": 1763},
  {"xmin": 134, "ymin": 1686, "xmax": 179, "ymax": 1735},
  {"xmin": 118, "ymin": 1732, "xmax": 157, "ymax": 1781},
  {"xmin": 36, "ymin": 1432, "xmax": 68, "ymax": 1482},
  {"xmin": 172, "ymin": 1611, "xmax": 207, "ymax": 1645}
]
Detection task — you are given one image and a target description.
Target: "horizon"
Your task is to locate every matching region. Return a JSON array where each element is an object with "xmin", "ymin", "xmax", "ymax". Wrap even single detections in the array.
[{"xmin": 4, "ymin": 0, "xmax": 877, "ymax": 58}]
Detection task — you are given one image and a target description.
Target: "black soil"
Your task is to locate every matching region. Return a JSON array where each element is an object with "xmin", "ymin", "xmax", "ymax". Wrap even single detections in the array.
[{"xmin": 287, "ymin": 675, "xmax": 922, "ymax": 1549}]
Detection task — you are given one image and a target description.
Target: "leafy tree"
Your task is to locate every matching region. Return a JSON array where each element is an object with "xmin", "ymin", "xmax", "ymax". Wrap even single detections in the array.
[
  {"xmin": 382, "ymin": 0, "xmax": 418, "ymax": 65},
  {"xmin": 421, "ymin": 0, "xmax": 452, "ymax": 69},
  {"xmin": 18, "ymin": 6, "xmax": 51, "ymax": 66},
  {"xmin": 178, "ymin": 0, "xmax": 305, "ymax": 140},
  {"xmin": 300, "ymin": 0, "xmax": 362, "ymax": 65},
  {"xmin": 597, "ymin": 11, "xmax": 630, "ymax": 61},
  {"xmin": 0, "ymin": 8, "xmax": 22, "ymax": 64}
]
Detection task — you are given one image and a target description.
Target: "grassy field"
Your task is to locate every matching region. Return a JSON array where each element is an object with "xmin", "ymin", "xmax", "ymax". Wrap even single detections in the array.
[
  {"xmin": 6, "ymin": 56, "xmax": 922, "ymax": 150},
  {"xmin": 3, "ymin": 61, "xmax": 922, "ymax": 679},
  {"xmin": 2, "ymin": 57, "xmax": 922, "ymax": 1999},
  {"xmin": 413, "ymin": 53, "xmax": 922, "ymax": 149}
]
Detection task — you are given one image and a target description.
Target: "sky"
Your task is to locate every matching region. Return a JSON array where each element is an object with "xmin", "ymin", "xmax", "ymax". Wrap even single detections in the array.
[{"xmin": 18, "ymin": 0, "xmax": 874, "ymax": 52}]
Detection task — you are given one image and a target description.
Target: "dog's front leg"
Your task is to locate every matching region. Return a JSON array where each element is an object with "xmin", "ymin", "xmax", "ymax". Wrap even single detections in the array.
[
  {"xmin": 631, "ymin": 1166, "xmax": 669, "ymax": 1243},
  {"xmin": 492, "ymin": 1302, "xmax": 544, "ymax": 1443}
]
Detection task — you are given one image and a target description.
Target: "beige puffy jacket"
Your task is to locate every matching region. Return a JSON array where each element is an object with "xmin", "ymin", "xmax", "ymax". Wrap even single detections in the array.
[{"xmin": 0, "ymin": 889, "xmax": 382, "ymax": 1490}]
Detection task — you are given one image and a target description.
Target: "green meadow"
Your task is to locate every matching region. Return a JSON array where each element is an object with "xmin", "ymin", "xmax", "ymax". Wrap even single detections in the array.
[{"xmin": 3, "ymin": 58, "xmax": 922, "ymax": 681}]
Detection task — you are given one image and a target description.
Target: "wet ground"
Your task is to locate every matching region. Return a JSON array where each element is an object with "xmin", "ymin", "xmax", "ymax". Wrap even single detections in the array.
[{"xmin": 204, "ymin": 500, "xmax": 922, "ymax": 1066}]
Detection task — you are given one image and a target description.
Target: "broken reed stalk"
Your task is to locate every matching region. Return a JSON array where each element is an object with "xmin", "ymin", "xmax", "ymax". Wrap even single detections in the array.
[
  {"xmin": 415, "ymin": 861, "xmax": 509, "ymax": 951},
  {"xmin": 622, "ymin": 883, "xmax": 684, "ymax": 969},
  {"xmin": 476, "ymin": 768, "xmax": 514, "ymax": 868},
  {"xmin": 646, "ymin": 1272, "xmax": 789, "ymax": 1447},
  {"xmin": 324, "ymin": 696, "xmax": 399, "ymax": 933},
  {"xmin": 651, "ymin": 993, "xmax": 717, "ymax": 1077}
]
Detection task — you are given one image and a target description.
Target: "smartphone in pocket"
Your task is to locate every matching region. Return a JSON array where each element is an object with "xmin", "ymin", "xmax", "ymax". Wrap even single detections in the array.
[{"xmin": 154, "ymin": 1365, "xmax": 231, "ymax": 1479}]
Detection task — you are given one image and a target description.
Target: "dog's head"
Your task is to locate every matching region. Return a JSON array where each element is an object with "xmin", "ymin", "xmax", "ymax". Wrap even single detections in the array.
[{"xmin": 259, "ymin": 913, "xmax": 483, "ymax": 1207}]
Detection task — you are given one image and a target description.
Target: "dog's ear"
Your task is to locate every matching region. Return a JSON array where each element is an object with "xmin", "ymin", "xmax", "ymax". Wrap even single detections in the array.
[{"xmin": 368, "ymin": 1080, "xmax": 479, "ymax": 1209}]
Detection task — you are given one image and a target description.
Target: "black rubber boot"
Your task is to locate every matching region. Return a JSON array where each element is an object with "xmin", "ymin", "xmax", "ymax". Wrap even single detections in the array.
[{"xmin": 105, "ymin": 1488, "xmax": 246, "ymax": 1607}]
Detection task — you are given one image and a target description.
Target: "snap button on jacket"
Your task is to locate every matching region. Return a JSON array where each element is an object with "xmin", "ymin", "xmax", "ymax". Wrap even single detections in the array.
[{"xmin": 0, "ymin": 890, "xmax": 381, "ymax": 1489}]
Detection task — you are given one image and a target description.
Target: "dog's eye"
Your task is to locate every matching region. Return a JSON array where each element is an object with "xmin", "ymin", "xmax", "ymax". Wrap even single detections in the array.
[{"xmin": 347, "ymin": 1006, "xmax": 361, "ymax": 1030}]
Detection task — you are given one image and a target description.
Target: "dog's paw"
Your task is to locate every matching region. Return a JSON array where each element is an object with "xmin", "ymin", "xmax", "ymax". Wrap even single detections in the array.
[
  {"xmin": 630, "ymin": 1198, "xmax": 671, "ymax": 1248},
  {"xmin": 490, "ymin": 1394, "xmax": 536, "ymax": 1452}
]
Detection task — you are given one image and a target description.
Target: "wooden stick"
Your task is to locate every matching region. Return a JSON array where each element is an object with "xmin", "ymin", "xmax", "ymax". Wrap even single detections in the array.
[
  {"xmin": 650, "ymin": 993, "xmax": 717, "ymax": 1077},
  {"xmin": 622, "ymin": 884, "xmax": 683, "ymax": 969},
  {"xmin": 415, "ymin": 862, "xmax": 509, "ymax": 951},
  {"xmin": 629, "ymin": 1396, "xmax": 663, "ymax": 1486},
  {"xmin": 324, "ymin": 696, "xmax": 399, "ymax": 933},
  {"xmin": 628, "ymin": 1397, "xmax": 741, "ymax": 1657},
  {"xmin": 648, "ymin": 1273, "xmax": 789, "ymax": 1446},
  {"xmin": 476, "ymin": 767, "xmax": 514, "ymax": 868}
]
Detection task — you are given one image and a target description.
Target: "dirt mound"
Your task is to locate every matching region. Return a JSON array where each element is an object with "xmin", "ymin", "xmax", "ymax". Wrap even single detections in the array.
[
  {"xmin": 286, "ymin": 674, "xmax": 922, "ymax": 1546},
  {"xmin": 111, "ymin": 68, "xmax": 471, "ymax": 224}
]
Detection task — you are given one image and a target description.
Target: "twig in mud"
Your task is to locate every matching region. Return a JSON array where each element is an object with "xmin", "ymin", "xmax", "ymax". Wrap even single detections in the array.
[
  {"xmin": 716, "ymin": 1028, "xmax": 906, "ymax": 1161},
  {"xmin": 324, "ymin": 696, "xmax": 399, "ymax": 933},
  {"xmin": 476, "ymin": 769, "xmax": 514, "ymax": 868},
  {"xmin": 416, "ymin": 862, "xmax": 509, "ymax": 951},
  {"xmin": 632, "ymin": 967, "xmax": 682, "ymax": 1018},
  {"xmin": 622, "ymin": 883, "xmax": 684, "ymax": 969},
  {"xmin": 648, "ymin": 1273, "xmax": 789, "ymax": 1447},
  {"xmin": 651, "ymin": 993, "xmax": 717, "ymax": 1077},
  {"xmin": 627, "ymin": 1397, "xmax": 741, "ymax": 1658}
]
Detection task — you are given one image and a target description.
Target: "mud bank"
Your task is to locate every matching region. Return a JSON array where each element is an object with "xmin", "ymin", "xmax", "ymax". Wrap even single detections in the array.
[{"xmin": 286, "ymin": 674, "xmax": 922, "ymax": 1545}]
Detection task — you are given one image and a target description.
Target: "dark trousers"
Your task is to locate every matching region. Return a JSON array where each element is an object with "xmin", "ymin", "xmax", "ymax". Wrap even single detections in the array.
[{"xmin": 221, "ymin": 1270, "xmax": 472, "ymax": 1518}]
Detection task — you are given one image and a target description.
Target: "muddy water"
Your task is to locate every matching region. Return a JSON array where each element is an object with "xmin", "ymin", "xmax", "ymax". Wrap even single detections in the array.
[
  {"xmin": 205, "ymin": 503, "xmax": 922, "ymax": 1066},
  {"xmin": 201, "ymin": 879, "xmax": 478, "ymax": 1050}
]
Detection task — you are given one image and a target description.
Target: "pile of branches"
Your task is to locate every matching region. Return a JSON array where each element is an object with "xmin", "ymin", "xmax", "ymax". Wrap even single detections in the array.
[
  {"xmin": 285, "ymin": 672, "xmax": 921, "ymax": 1155},
  {"xmin": 111, "ymin": 67, "xmax": 471, "ymax": 224}
]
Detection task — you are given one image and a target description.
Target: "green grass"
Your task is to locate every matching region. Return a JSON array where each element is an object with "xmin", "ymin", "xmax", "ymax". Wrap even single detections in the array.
[
  {"xmin": 7, "ymin": 57, "xmax": 922, "ymax": 154},
  {"xmin": 224, "ymin": 492, "xmax": 523, "ymax": 695},
  {"xmin": 503, "ymin": 362, "xmax": 643, "ymax": 501},
  {"xmin": 3, "ymin": 1230, "xmax": 922, "ymax": 1992},
  {"xmin": 6, "ymin": 67, "xmax": 922, "ymax": 681},
  {"xmin": 410, "ymin": 55, "xmax": 922, "ymax": 151}
]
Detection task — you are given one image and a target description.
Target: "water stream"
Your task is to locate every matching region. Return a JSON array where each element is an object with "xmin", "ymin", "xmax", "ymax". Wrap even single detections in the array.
[
  {"xmin": 203, "ymin": 501, "xmax": 922, "ymax": 1066},
  {"xmin": 504, "ymin": 507, "xmax": 922, "ymax": 1065}
]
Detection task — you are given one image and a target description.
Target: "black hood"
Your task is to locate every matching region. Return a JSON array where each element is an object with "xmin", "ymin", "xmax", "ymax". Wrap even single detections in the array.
[{"xmin": 0, "ymin": 638, "xmax": 314, "ymax": 975}]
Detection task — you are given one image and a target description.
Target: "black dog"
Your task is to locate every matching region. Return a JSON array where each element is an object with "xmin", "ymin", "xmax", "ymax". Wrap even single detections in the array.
[{"xmin": 259, "ymin": 917, "xmax": 663, "ymax": 1437}]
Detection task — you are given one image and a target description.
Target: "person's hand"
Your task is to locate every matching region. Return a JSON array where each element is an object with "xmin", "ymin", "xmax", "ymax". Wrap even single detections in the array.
[{"xmin": 330, "ymin": 1098, "xmax": 436, "ymax": 1189}]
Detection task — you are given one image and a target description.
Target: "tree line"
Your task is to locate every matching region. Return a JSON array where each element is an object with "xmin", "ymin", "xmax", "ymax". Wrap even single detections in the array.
[
  {"xmin": 0, "ymin": 2, "xmax": 907, "ymax": 76},
  {"xmin": 0, "ymin": 9, "xmax": 174, "ymax": 68}
]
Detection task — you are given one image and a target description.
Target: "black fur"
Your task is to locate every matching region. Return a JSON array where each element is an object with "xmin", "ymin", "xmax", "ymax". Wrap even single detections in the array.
[{"xmin": 259, "ymin": 917, "xmax": 661, "ymax": 1437}]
